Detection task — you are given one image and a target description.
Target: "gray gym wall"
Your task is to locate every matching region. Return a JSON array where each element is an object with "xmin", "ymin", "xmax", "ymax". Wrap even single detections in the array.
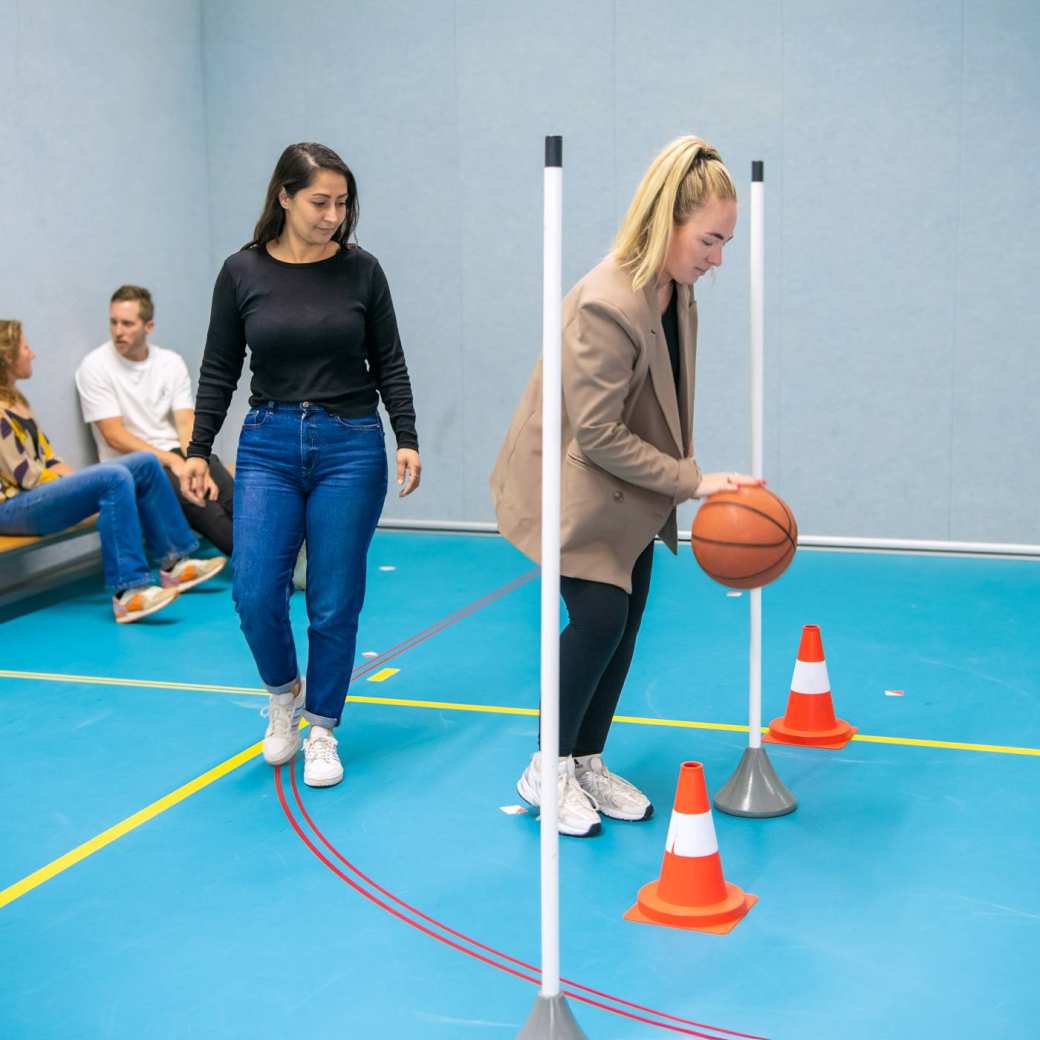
[
  {"xmin": 0, "ymin": 0, "xmax": 210, "ymax": 587},
  {"xmin": 3, "ymin": 0, "xmax": 1038, "ymax": 560}
]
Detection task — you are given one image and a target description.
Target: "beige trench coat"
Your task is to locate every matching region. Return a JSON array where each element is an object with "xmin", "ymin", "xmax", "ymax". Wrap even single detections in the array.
[{"xmin": 490, "ymin": 255, "xmax": 703, "ymax": 593}]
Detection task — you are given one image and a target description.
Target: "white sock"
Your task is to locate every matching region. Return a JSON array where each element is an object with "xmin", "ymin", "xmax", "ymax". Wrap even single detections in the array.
[
  {"xmin": 573, "ymin": 754, "xmax": 599, "ymax": 772},
  {"xmin": 310, "ymin": 725, "xmax": 333, "ymax": 740}
]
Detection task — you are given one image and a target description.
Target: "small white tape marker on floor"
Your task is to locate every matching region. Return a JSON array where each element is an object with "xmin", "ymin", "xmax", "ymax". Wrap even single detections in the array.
[
  {"xmin": 726, "ymin": 591, "xmax": 743, "ymax": 598},
  {"xmin": 500, "ymin": 805, "xmax": 529, "ymax": 815},
  {"xmin": 361, "ymin": 651, "xmax": 379, "ymax": 658},
  {"xmin": 884, "ymin": 689, "xmax": 906, "ymax": 697},
  {"xmin": 379, "ymin": 565, "xmax": 397, "ymax": 572}
]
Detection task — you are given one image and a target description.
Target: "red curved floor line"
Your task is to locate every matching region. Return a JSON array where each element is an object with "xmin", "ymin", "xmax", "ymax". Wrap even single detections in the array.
[
  {"xmin": 276, "ymin": 767, "xmax": 730, "ymax": 1039},
  {"xmin": 275, "ymin": 767, "xmax": 540, "ymax": 983},
  {"xmin": 282, "ymin": 766, "xmax": 768, "ymax": 1040},
  {"xmin": 288, "ymin": 767, "xmax": 765, "ymax": 1040}
]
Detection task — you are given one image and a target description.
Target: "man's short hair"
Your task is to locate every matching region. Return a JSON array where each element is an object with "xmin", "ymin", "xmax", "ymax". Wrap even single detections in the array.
[{"xmin": 110, "ymin": 284, "xmax": 154, "ymax": 323}]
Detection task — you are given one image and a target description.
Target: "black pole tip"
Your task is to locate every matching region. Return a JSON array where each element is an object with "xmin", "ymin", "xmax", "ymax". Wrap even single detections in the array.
[
  {"xmin": 545, "ymin": 136, "xmax": 562, "ymax": 168},
  {"xmin": 751, "ymin": 160, "xmax": 764, "ymax": 182}
]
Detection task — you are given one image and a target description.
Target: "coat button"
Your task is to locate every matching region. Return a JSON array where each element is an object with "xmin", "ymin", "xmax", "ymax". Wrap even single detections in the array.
[{"xmin": 613, "ymin": 490, "xmax": 624, "ymax": 502}]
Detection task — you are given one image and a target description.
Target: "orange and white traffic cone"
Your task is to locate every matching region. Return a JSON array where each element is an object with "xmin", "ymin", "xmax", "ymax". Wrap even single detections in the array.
[
  {"xmin": 625, "ymin": 762, "xmax": 756, "ymax": 935},
  {"xmin": 765, "ymin": 624, "xmax": 857, "ymax": 750}
]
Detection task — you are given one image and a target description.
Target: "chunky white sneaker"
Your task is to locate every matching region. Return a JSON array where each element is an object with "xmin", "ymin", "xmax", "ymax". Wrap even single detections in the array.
[
  {"xmin": 262, "ymin": 683, "xmax": 304, "ymax": 766},
  {"xmin": 112, "ymin": 585, "xmax": 179, "ymax": 624},
  {"xmin": 574, "ymin": 754, "xmax": 653, "ymax": 821},
  {"xmin": 304, "ymin": 727, "xmax": 344, "ymax": 788},
  {"xmin": 516, "ymin": 752, "xmax": 601, "ymax": 838},
  {"xmin": 160, "ymin": 555, "xmax": 226, "ymax": 592}
]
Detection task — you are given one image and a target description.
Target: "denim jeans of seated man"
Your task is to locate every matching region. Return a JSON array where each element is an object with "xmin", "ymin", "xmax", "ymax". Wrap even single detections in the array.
[
  {"xmin": 0, "ymin": 451, "xmax": 199, "ymax": 591},
  {"xmin": 232, "ymin": 402, "xmax": 388, "ymax": 729}
]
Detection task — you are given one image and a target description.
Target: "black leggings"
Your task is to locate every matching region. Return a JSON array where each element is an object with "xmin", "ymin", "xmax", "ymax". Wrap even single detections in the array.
[{"xmin": 547, "ymin": 541, "xmax": 654, "ymax": 757}]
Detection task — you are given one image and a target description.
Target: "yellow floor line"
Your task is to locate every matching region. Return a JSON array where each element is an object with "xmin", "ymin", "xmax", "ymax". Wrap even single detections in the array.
[
  {"xmin": 366, "ymin": 668, "xmax": 399, "ymax": 683},
  {"xmin": 0, "ymin": 740, "xmax": 264, "ymax": 910},
  {"xmin": 353, "ymin": 700, "xmax": 1040, "ymax": 756},
  {"xmin": 2, "ymin": 669, "xmax": 1038, "ymax": 758},
  {"xmin": 849, "ymin": 732, "xmax": 1040, "ymax": 755},
  {"xmin": 0, "ymin": 669, "xmax": 263, "ymax": 695},
  {"xmin": 1, "ymin": 666, "xmax": 1037, "ymax": 910},
  {"xmin": 346, "ymin": 694, "xmax": 538, "ymax": 717}
]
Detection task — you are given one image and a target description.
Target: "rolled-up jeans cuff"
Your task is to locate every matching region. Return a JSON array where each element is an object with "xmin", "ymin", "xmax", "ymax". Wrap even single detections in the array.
[
  {"xmin": 303, "ymin": 710, "xmax": 339, "ymax": 730},
  {"xmin": 265, "ymin": 676, "xmax": 301, "ymax": 696}
]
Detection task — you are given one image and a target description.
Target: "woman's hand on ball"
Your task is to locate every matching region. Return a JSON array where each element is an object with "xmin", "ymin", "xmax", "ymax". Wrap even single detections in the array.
[{"xmin": 694, "ymin": 471, "xmax": 765, "ymax": 498}]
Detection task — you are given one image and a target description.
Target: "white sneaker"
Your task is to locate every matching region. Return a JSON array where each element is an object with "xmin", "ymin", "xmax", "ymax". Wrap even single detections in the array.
[
  {"xmin": 575, "ymin": 754, "xmax": 653, "ymax": 821},
  {"xmin": 516, "ymin": 751, "xmax": 601, "ymax": 838},
  {"xmin": 262, "ymin": 682, "xmax": 304, "ymax": 765},
  {"xmin": 304, "ymin": 727, "xmax": 344, "ymax": 788}
]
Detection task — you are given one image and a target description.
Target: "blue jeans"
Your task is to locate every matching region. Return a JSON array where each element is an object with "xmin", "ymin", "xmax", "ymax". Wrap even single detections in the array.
[
  {"xmin": 232, "ymin": 402, "xmax": 388, "ymax": 728},
  {"xmin": 0, "ymin": 452, "xmax": 199, "ymax": 592}
]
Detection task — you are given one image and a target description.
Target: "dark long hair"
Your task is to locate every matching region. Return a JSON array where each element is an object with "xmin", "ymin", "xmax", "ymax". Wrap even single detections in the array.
[{"xmin": 244, "ymin": 143, "xmax": 359, "ymax": 250}]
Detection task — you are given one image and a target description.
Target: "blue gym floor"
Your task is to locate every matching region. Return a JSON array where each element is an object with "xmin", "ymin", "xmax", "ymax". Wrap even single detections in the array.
[{"xmin": 1, "ymin": 531, "xmax": 1037, "ymax": 1039}]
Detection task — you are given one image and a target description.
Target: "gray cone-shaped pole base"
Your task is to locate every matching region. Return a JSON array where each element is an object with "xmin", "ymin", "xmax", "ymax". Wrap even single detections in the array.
[
  {"xmin": 516, "ymin": 994, "xmax": 589, "ymax": 1040},
  {"xmin": 714, "ymin": 746, "xmax": 797, "ymax": 818}
]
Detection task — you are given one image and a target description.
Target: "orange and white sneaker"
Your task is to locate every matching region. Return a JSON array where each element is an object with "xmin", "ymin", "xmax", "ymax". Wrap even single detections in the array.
[
  {"xmin": 160, "ymin": 556, "xmax": 227, "ymax": 592},
  {"xmin": 112, "ymin": 585, "xmax": 179, "ymax": 624}
]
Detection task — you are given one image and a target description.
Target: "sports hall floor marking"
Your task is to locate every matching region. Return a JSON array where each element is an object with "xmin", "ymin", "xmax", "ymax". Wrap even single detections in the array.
[
  {"xmin": 0, "ymin": 569, "xmax": 542, "ymax": 909},
  {"xmin": 366, "ymin": 667, "xmax": 399, "ymax": 682},
  {"xmin": 2, "ymin": 669, "xmax": 1038, "ymax": 758},
  {"xmin": 0, "ymin": 739, "xmax": 264, "ymax": 909},
  {"xmin": 1, "ymin": 668, "xmax": 1036, "ymax": 910},
  {"xmin": 276, "ymin": 763, "xmax": 767, "ymax": 1040}
]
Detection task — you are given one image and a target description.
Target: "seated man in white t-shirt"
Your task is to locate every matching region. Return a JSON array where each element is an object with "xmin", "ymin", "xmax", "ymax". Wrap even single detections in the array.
[{"xmin": 74, "ymin": 284, "xmax": 234, "ymax": 555}]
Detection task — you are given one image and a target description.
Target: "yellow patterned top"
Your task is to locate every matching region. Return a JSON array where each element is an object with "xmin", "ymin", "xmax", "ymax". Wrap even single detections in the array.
[{"xmin": 0, "ymin": 406, "xmax": 65, "ymax": 501}]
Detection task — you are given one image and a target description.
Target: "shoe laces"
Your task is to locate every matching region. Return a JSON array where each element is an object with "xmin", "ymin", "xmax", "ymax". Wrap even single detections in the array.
[
  {"xmin": 579, "ymin": 761, "xmax": 638, "ymax": 804},
  {"xmin": 307, "ymin": 731, "xmax": 338, "ymax": 763},
  {"xmin": 266, "ymin": 698, "xmax": 296, "ymax": 738},
  {"xmin": 559, "ymin": 765, "xmax": 599, "ymax": 813}
]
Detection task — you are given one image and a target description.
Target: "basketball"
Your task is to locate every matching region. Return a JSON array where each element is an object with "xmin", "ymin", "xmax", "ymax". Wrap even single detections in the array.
[{"xmin": 690, "ymin": 485, "xmax": 798, "ymax": 589}]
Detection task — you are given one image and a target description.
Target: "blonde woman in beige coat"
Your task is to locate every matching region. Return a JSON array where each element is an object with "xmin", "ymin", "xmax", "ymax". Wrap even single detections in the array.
[{"xmin": 491, "ymin": 137, "xmax": 761, "ymax": 836}]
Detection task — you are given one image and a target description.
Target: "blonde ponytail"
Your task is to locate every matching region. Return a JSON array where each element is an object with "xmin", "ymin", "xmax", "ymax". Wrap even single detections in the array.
[{"xmin": 613, "ymin": 136, "xmax": 736, "ymax": 291}]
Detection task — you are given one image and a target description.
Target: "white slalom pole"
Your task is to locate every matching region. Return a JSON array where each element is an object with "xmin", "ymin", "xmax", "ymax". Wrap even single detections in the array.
[
  {"xmin": 713, "ymin": 160, "xmax": 795, "ymax": 819},
  {"xmin": 517, "ymin": 133, "xmax": 587, "ymax": 1040},
  {"xmin": 539, "ymin": 134, "xmax": 563, "ymax": 1000},
  {"xmin": 748, "ymin": 160, "xmax": 764, "ymax": 752}
]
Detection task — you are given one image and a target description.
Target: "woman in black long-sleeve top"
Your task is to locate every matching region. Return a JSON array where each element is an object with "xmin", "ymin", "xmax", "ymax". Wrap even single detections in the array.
[{"xmin": 181, "ymin": 142, "xmax": 421, "ymax": 788}]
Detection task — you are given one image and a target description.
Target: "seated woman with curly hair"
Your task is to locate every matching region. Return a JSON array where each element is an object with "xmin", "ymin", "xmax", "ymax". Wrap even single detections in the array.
[{"xmin": 0, "ymin": 319, "xmax": 225, "ymax": 623}]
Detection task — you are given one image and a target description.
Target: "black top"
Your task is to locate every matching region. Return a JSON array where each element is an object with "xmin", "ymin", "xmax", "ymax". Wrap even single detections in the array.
[
  {"xmin": 187, "ymin": 245, "xmax": 418, "ymax": 459},
  {"xmin": 661, "ymin": 285, "xmax": 681, "ymax": 394}
]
